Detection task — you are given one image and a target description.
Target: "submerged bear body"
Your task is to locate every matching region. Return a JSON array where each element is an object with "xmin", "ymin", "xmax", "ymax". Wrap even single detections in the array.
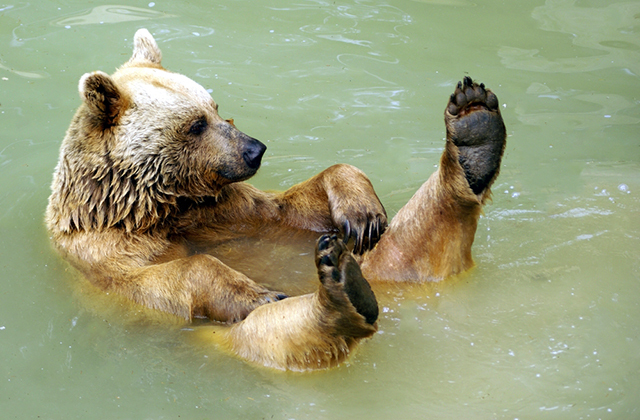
[{"xmin": 46, "ymin": 29, "xmax": 506, "ymax": 371}]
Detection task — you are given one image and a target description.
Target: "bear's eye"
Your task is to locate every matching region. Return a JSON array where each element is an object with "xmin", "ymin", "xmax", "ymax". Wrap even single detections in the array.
[{"xmin": 188, "ymin": 118, "xmax": 208, "ymax": 136}]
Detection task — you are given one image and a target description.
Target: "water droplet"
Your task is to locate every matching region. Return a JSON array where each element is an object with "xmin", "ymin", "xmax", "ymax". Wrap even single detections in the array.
[{"xmin": 618, "ymin": 183, "xmax": 629, "ymax": 193}]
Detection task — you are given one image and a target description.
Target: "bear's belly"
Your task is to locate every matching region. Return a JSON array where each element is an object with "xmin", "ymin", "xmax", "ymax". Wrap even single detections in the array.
[{"xmin": 194, "ymin": 228, "xmax": 324, "ymax": 296}]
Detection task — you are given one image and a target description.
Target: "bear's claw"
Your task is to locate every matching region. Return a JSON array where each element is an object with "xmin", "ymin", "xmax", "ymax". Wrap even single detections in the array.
[
  {"xmin": 341, "ymin": 214, "xmax": 386, "ymax": 256},
  {"xmin": 447, "ymin": 76, "xmax": 500, "ymax": 117},
  {"xmin": 262, "ymin": 292, "xmax": 288, "ymax": 303}
]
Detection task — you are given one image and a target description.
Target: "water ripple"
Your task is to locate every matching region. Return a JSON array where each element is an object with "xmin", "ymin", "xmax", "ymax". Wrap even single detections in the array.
[
  {"xmin": 550, "ymin": 207, "xmax": 613, "ymax": 219},
  {"xmin": 51, "ymin": 5, "xmax": 174, "ymax": 27},
  {"xmin": 499, "ymin": 1, "xmax": 640, "ymax": 74}
]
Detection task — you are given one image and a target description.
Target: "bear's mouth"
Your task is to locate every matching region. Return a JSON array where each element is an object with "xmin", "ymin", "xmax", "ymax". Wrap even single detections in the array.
[
  {"xmin": 215, "ymin": 164, "xmax": 260, "ymax": 184},
  {"xmin": 210, "ymin": 136, "xmax": 266, "ymax": 184}
]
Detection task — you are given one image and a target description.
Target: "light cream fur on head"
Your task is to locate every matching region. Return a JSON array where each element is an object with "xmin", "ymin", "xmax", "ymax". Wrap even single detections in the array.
[
  {"xmin": 129, "ymin": 28, "xmax": 162, "ymax": 65},
  {"xmin": 48, "ymin": 29, "xmax": 256, "ymax": 234}
]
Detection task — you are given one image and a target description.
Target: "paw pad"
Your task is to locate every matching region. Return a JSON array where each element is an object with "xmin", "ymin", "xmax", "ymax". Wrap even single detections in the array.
[{"xmin": 444, "ymin": 77, "xmax": 506, "ymax": 195}]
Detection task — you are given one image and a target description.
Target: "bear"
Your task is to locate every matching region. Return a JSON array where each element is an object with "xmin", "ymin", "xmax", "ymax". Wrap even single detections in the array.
[{"xmin": 46, "ymin": 29, "xmax": 506, "ymax": 371}]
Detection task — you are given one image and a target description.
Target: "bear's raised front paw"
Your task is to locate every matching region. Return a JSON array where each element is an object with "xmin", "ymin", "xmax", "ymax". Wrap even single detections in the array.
[
  {"xmin": 315, "ymin": 234, "xmax": 378, "ymax": 326},
  {"xmin": 445, "ymin": 76, "xmax": 507, "ymax": 195},
  {"xmin": 321, "ymin": 163, "xmax": 387, "ymax": 255},
  {"xmin": 340, "ymin": 213, "xmax": 387, "ymax": 256}
]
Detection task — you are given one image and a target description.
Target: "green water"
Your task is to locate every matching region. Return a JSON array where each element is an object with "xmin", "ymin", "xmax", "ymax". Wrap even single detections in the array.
[{"xmin": 1, "ymin": 0, "xmax": 639, "ymax": 418}]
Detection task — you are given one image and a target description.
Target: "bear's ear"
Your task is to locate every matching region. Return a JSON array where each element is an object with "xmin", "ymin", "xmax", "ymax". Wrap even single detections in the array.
[
  {"xmin": 127, "ymin": 28, "xmax": 162, "ymax": 66},
  {"xmin": 79, "ymin": 71, "xmax": 127, "ymax": 126}
]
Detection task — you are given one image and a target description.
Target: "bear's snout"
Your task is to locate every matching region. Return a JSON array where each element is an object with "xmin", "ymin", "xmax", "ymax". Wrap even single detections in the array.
[{"xmin": 242, "ymin": 138, "xmax": 267, "ymax": 170}]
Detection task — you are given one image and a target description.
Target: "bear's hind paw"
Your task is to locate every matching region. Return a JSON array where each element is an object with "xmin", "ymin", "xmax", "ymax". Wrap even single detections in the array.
[
  {"xmin": 315, "ymin": 235, "xmax": 379, "ymax": 327},
  {"xmin": 444, "ymin": 77, "xmax": 507, "ymax": 195},
  {"xmin": 447, "ymin": 76, "xmax": 499, "ymax": 117}
]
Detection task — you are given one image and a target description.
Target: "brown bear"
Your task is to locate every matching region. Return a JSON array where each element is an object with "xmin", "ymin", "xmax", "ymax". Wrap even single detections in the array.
[{"xmin": 46, "ymin": 29, "xmax": 506, "ymax": 371}]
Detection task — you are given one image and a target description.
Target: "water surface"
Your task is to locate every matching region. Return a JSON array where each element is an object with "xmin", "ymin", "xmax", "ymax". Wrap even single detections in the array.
[{"xmin": 1, "ymin": 0, "xmax": 639, "ymax": 419}]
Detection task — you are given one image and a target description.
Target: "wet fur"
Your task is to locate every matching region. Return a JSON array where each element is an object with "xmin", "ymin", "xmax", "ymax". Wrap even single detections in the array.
[{"xmin": 46, "ymin": 31, "xmax": 506, "ymax": 371}]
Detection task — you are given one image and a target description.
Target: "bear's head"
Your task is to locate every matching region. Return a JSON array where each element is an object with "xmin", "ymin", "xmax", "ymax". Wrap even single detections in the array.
[{"xmin": 47, "ymin": 29, "xmax": 266, "ymax": 233}]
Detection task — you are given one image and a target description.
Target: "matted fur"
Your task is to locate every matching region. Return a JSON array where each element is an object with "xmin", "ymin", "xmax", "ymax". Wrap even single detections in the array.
[{"xmin": 46, "ymin": 29, "xmax": 506, "ymax": 371}]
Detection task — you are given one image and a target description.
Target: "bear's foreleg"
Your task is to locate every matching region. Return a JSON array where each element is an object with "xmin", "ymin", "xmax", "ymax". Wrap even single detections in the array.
[
  {"xmin": 360, "ymin": 78, "xmax": 506, "ymax": 282},
  {"xmin": 276, "ymin": 164, "xmax": 388, "ymax": 254},
  {"xmin": 121, "ymin": 254, "xmax": 287, "ymax": 322}
]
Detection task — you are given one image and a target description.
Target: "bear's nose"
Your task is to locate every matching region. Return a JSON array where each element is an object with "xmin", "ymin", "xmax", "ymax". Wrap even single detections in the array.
[{"xmin": 243, "ymin": 137, "xmax": 267, "ymax": 170}]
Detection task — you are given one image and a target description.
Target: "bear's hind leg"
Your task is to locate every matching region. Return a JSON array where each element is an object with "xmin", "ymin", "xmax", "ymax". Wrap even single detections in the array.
[
  {"xmin": 215, "ymin": 235, "xmax": 378, "ymax": 371},
  {"xmin": 360, "ymin": 78, "xmax": 506, "ymax": 282}
]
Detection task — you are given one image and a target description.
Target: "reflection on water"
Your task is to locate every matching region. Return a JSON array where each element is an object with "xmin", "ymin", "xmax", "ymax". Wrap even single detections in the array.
[
  {"xmin": 0, "ymin": 0, "xmax": 639, "ymax": 419},
  {"xmin": 51, "ymin": 5, "xmax": 174, "ymax": 27},
  {"xmin": 0, "ymin": 62, "xmax": 47, "ymax": 79},
  {"xmin": 519, "ymin": 87, "xmax": 640, "ymax": 127},
  {"xmin": 499, "ymin": 0, "xmax": 640, "ymax": 74}
]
